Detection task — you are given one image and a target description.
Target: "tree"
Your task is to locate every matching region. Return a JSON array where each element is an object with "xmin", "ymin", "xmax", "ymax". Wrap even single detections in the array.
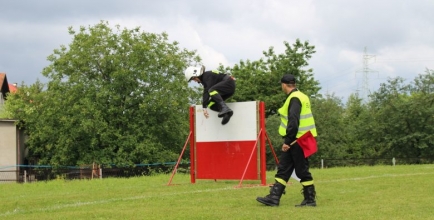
[
  {"xmin": 341, "ymin": 93, "xmax": 369, "ymax": 159},
  {"xmin": 6, "ymin": 21, "xmax": 201, "ymax": 166},
  {"xmin": 226, "ymin": 39, "xmax": 320, "ymax": 116},
  {"xmin": 369, "ymin": 71, "xmax": 434, "ymax": 160},
  {"xmin": 402, "ymin": 70, "xmax": 434, "ymax": 158},
  {"xmin": 309, "ymin": 94, "xmax": 347, "ymax": 167},
  {"xmin": 2, "ymin": 81, "xmax": 46, "ymax": 127},
  {"xmin": 217, "ymin": 39, "xmax": 320, "ymax": 166}
]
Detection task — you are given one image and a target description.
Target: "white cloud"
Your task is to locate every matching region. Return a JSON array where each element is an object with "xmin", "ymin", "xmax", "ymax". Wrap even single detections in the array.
[
  {"xmin": 1, "ymin": 0, "xmax": 434, "ymax": 102},
  {"xmin": 338, "ymin": 50, "xmax": 362, "ymax": 64}
]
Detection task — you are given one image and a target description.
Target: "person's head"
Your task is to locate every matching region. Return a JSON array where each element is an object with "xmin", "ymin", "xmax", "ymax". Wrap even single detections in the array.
[
  {"xmin": 184, "ymin": 65, "xmax": 205, "ymax": 83},
  {"xmin": 280, "ymin": 74, "xmax": 297, "ymax": 94}
]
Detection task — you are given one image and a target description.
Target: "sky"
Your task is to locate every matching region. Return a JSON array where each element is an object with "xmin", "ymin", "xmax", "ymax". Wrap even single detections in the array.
[{"xmin": 1, "ymin": 0, "xmax": 433, "ymax": 102}]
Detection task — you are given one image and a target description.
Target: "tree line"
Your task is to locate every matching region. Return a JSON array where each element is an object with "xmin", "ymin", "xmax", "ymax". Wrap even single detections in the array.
[{"xmin": 2, "ymin": 21, "xmax": 433, "ymax": 167}]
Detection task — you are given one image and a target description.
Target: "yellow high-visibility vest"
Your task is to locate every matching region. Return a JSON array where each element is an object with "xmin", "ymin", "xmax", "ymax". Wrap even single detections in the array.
[{"xmin": 278, "ymin": 90, "xmax": 317, "ymax": 138}]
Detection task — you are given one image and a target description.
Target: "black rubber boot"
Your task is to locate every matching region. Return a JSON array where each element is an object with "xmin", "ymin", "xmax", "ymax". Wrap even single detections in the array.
[
  {"xmin": 295, "ymin": 185, "xmax": 316, "ymax": 207},
  {"xmin": 221, "ymin": 111, "xmax": 233, "ymax": 125},
  {"xmin": 218, "ymin": 102, "xmax": 233, "ymax": 117},
  {"xmin": 216, "ymin": 104, "xmax": 224, "ymax": 118},
  {"xmin": 256, "ymin": 182, "xmax": 286, "ymax": 206}
]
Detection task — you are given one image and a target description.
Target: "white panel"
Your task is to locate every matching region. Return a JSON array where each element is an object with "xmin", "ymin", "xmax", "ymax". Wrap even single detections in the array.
[{"xmin": 195, "ymin": 101, "xmax": 258, "ymax": 142}]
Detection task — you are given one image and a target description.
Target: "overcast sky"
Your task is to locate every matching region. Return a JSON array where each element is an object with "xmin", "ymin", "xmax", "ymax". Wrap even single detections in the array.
[{"xmin": 1, "ymin": 0, "xmax": 433, "ymax": 101}]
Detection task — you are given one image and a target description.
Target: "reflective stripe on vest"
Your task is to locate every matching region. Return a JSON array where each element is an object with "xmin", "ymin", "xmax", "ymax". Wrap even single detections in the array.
[{"xmin": 278, "ymin": 91, "xmax": 317, "ymax": 138}]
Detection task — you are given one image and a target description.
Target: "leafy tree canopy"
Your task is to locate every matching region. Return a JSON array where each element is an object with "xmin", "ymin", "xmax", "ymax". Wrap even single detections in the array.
[
  {"xmin": 5, "ymin": 21, "xmax": 201, "ymax": 166},
  {"xmin": 220, "ymin": 39, "xmax": 320, "ymax": 116}
]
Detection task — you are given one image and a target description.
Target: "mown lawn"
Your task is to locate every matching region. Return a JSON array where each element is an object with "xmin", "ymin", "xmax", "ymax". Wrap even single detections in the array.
[{"xmin": 1, "ymin": 164, "xmax": 433, "ymax": 220}]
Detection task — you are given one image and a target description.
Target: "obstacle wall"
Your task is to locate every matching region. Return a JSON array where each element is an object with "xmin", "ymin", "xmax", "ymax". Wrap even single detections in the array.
[{"xmin": 190, "ymin": 101, "xmax": 266, "ymax": 184}]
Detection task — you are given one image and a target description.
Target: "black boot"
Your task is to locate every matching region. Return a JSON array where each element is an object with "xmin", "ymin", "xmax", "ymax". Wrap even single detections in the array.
[
  {"xmin": 221, "ymin": 111, "xmax": 233, "ymax": 125},
  {"xmin": 295, "ymin": 185, "xmax": 316, "ymax": 207},
  {"xmin": 256, "ymin": 182, "xmax": 286, "ymax": 206},
  {"xmin": 218, "ymin": 102, "xmax": 233, "ymax": 117}
]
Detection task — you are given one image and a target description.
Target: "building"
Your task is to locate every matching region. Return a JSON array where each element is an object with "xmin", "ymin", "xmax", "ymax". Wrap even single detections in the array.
[
  {"xmin": 0, "ymin": 73, "xmax": 25, "ymax": 183},
  {"xmin": 0, "ymin": 119, "xmax": 26, "ymax": 183}
]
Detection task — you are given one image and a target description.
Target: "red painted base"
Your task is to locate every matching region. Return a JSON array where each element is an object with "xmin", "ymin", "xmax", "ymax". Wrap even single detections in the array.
[{"xmin": 195, "ymin": 141, "xmax": 258, "ymax": 180}]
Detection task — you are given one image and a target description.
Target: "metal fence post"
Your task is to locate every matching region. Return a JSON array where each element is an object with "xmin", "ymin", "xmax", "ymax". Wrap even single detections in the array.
[
  {"xmin": 24, "ymin": 170, "xmax": 27, "ymax": 183},
  {"xmin": 99, "ymin": 168, "xmax": 102, "ymax": 179},
  {"xmin": 321, "ymin": 159, "xmax": 324, "ymax": 169}
]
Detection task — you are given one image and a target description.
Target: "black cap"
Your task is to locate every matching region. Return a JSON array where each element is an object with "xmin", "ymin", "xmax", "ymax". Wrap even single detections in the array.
[{"xmin": 281, "ymin": 74, "xmax": 296, "ymax": 84}]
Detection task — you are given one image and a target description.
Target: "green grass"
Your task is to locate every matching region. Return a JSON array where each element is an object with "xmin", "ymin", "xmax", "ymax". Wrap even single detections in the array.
[{"xmin": 1, "ymin": 164, "xmax": 434, "ymax": 220}]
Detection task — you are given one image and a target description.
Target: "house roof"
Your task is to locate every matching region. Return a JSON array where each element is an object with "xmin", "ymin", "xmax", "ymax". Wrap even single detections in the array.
[
  {"xmin": 8, "ymin": 83, "xmax": 17, "ymax": 93},
  {"xmin": 0, "ymin": 73, "xmax": 10, "ymax": 97}
]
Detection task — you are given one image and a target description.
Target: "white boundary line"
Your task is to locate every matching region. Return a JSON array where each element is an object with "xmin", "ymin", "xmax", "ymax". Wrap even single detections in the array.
[
  {"xmin": 0, "ymin": 187, "xmax": 237, "ymax": 217},
  {"xmin": 316, "ymin": 172, "xmax": 434, "ymax": 184}
]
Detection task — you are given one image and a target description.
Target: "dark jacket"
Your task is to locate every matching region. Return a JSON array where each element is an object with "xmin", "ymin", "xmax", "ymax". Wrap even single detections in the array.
[
  {"xmin": 198, "ymin": 71, "xmax": 228, "ymax": 108},
  {"xmin": 284, "ymin": 88, "xmax": 302, "ymax": 145}
]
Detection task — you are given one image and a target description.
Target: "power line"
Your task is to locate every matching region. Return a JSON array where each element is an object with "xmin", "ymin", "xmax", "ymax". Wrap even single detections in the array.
[
  {"xmin": 376, "ymin": 59, "xmax": 434, "ymax": 62},
  {"xmin": 321, "ymin": 66, "xmax": 360, "ymax": 84}
]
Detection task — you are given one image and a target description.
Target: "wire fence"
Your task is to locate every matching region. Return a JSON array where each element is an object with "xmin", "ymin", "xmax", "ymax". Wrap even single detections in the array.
[
  {"xmin": 312, "ymin": 157, "xmax": 434, "ymax": 168},
  {"xmin": 1, "ymin": 157, "xmax": 433, "ymax": 183},
  {"xmin": 0, "ymin": 163, "xmax": 190, "ymax": 183},
  {"xmin": 264, "ymin": 157, "xmax": 434, "ymax": 170}
]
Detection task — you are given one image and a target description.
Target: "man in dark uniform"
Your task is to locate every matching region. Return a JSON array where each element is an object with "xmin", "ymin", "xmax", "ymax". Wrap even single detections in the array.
[
  {"xmin": 256, "ymin": 73, "xmax": 317, "ymax": 207},
  {"xmin": 184, "ymin": 66, "xmax": 236, "ymax": 125}
]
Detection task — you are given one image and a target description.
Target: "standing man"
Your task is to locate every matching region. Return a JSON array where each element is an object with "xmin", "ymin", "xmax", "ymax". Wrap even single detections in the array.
[
  {"xmin": 256, "ymin": 73, "xmax": 317, "ymax": 207},
  {"xmin": 184, "ymin": 66, "xmax": 236, "ymax": 125}
]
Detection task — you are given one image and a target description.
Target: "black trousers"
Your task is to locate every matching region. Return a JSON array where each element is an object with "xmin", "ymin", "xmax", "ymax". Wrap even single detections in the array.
[
  {"xmin": 206, "ymin": 78, "xmax": 236, "ymax": 112},
  {"xmin": 275, "ymin": 142, "xmax": 313, "ymax": 183}
]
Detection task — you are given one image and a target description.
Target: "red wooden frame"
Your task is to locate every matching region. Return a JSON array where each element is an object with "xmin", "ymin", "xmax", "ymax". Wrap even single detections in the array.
[{"xmin": 168, "ymin": 101, "xmax": 277, "ymax": 187}]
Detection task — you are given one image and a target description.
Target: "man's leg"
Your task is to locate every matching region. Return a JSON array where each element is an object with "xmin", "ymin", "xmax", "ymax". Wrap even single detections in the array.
[
  {"xmin": 206, "ymin": 99, "xmax": 232, "ymax": 125},
  {"xmin": 292, "ymin": 143, "xmax": 316, "ymax": 207},
  {"xmin": 219, "ymin": 93, "xmax": 234, "ymax": 123},
  {"xmin": 257, "ymin": 149, "xmax": 295, "ymax": 206},
  {"xmin": 208, "ymin": 79, "xmax": 235, "ymax": 124},
  {"xmin": 208, "ymin": 90, "xmax": 233, "ymax": 125},
  {"xmin": 209, "ymin": 90, "xmax": 232, "ymax": 115},
  {"xmin": 207, "ymin": 101, "xmax": 221, "ymax": 113}
]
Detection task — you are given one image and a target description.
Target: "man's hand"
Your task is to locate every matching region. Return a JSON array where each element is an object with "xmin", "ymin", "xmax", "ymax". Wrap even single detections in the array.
[
  {"xmin": 282, "ymin": 143, "xmax": 290, "ymax": 152},
  {"xmin": 203, "ymin": 109, "xmax": 209, "ymax": 118}
]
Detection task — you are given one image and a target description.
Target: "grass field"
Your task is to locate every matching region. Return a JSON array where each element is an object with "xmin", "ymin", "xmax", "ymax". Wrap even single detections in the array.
[{"xmin": 1, "ymin": 164, "xmax": 434, "ymax": 220}]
